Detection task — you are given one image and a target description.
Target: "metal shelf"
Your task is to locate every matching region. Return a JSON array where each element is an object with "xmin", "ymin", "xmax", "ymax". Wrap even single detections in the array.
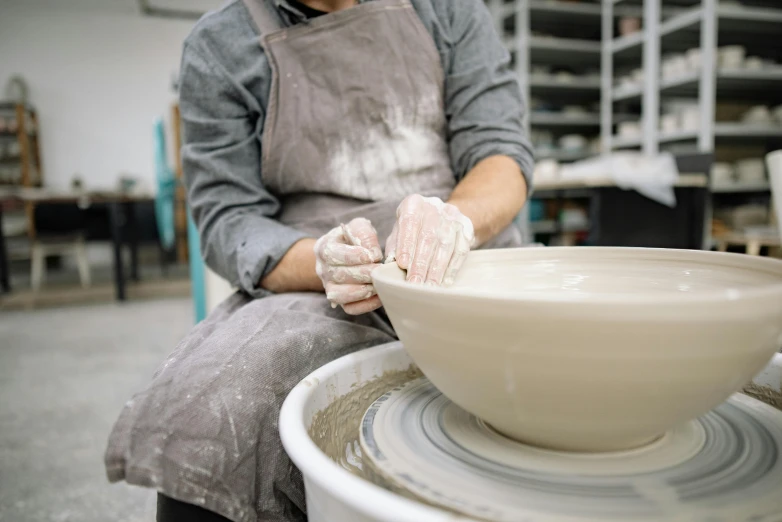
[
  {"xmin": 609, "ymin": 68, "xmax": 782, "ymax": 102},
  {"xmin": 611, "ymin": 135, "xmax": 643, "ymax": 148},
  {"xmin": 717, "ymin": 4, "xmax": 782, "ymax": 25},
  {"xmin": 711, "ymin": 181, "xmax": 771, "ymax": 193},
  {"xmin": 714, "ymin": 123, "xmax": 782, "ymax": 139},
  {"xmin": 531, "ymin": 113, "xmax": 602, "ymax": 126},
  {"xmin": 529, "ymin": 36, "xmax": 602, "ymax": 66},
  {"xmin": 613, "ymin": 83, "xmax": 643, "ymax": 102},
  {"xmin": 657, "ymin": 125, "xmax": 782, "ymax": 143},
  {"xmin": 529, "ymin": 0, "xmax": 602, "ymax": 22},
  {"xmin": 659, "ymin": 129, "xmax": 699, "ymax": 143},
  {"xmin": 659, "ymin": 6, "xmax": 703, "ymax": 37},
  {"xmin": 660, "ymin": 69, "xmax": 782, "ymax": 99},
  {"xmin": 530, "ymin": 76, "xmax": 601, "ymax": 92},
  {"xmin": 611, "ymin": 32, "xmax": 644, "ymax": 54}
]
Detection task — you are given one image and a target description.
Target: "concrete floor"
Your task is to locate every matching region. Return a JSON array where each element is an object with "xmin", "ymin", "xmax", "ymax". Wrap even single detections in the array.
[{"xmin": 0, "ymin": 297, "xmax": 193, "ymax": 522}]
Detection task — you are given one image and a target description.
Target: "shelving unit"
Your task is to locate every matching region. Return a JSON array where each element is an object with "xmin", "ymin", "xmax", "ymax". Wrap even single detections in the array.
[
  {"xmin": 600, "ymin": 0, "xmax": 782, "ymax": 251},
  {"xmin": 602, "ymin": 0, "xmax": 782, "ymax": 154},
  {"xmin": 0, "ymin": 102, "xmax": 44, "ymax": 251},
  {"xmin": 488, "ymin": 0, "xmax": 603, "ymax": 244},
  {"xmin": 0, "ymin": 102, "xmax": 43, "ymax": 188},
  {"xmin": 490, "ymin": 0, "xmax": 603, "ymax": 166}
]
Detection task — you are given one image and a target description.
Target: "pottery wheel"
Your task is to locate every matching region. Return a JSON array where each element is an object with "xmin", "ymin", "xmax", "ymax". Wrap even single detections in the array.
[{"xmin": 360, "ymin": 378, "xmax": 782, "ymax": 522}]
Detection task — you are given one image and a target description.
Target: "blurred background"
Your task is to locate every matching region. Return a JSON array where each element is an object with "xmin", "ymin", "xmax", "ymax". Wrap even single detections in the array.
[{"xmin": 0, "ymin": 0, "xmax": 781, "ymax": 521}]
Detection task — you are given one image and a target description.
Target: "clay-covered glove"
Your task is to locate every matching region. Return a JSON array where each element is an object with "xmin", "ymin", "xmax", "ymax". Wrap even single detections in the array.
[
  {"xmin": 314, "ymin": 217, "xmax": 384, "ymax": 315},
  {"xmin": 385, "ymin": 195, "xmax": 475, "ymax": 286}
]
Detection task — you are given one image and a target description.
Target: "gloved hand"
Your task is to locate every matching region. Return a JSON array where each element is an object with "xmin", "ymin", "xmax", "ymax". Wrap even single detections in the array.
[
  {"xmin": 314, "ymin": 217, "xmax": 383, "ymax": 315},
  {"xmin": 386, "ymin": 195, "xmax": 475, "ymax": 286}
]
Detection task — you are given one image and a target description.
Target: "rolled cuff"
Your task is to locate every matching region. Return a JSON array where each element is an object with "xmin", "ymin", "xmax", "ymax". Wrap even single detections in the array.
[{"xmin": 234, "ymin": 222, "xmax": 309, "ymax": 298}]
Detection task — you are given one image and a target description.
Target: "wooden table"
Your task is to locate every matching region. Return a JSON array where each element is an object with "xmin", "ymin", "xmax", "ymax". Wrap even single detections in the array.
[{"xmin": 0, "ymin": 188, "xmax": 154, "ymax": 301}]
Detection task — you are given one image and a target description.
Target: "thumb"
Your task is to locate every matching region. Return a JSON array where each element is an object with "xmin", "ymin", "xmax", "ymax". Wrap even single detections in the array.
[
  {"xmin": 345, "ymin": 218, "xmax": 382, "ymax": 262},
  {"xmin": 384, "ymin": 223, "xmax": 398, "ymax": 264}
]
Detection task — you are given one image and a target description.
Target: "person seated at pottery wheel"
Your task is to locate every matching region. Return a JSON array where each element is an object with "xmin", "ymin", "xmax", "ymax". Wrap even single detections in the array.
[{"xmin": 104, "ymin": 0, "xmax": 534, "ymax": 520}]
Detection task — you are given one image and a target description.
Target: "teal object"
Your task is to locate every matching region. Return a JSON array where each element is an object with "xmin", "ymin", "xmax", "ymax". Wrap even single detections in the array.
[
  {"xmin": 188, "ymin": 214, "xmax": 207, "ymax": 323},
  {"xmin": 153, "ymin": 118, "xmax": 177, "ymax": 250}
]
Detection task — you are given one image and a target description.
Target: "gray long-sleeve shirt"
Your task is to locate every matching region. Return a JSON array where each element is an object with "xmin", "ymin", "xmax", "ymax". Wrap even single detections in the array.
[{"xmin": 180, "ymin": 0, "xmax": 534, "ymax": 297}]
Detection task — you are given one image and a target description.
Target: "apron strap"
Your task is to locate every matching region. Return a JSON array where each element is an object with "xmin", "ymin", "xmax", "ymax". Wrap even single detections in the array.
[{"xmin": 242, "ymin": 0, "xmax": 283, "ymax": 37}]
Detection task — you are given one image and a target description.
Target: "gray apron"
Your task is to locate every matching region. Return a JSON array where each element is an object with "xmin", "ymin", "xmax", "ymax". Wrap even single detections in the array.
[{"xmin": 105, "ymin": 1, "xmax": 522, "ymax": 521}]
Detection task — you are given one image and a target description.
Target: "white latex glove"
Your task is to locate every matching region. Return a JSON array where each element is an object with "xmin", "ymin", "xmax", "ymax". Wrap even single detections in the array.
[
  {"xmin": 385, "ymin": 195, "xmax": 475, "ymax": 286},
  {"xmin": 314, "ymin": 217, "xmax": 383, "ymax": 315}
]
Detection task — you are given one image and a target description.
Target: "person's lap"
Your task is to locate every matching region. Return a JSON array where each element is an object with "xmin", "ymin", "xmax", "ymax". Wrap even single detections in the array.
[{"xmin": 106, "ymin": 291, "xmax": 396, "ymax": 522}]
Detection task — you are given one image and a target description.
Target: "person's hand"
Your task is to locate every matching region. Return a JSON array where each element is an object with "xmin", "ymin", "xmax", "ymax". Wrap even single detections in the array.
[
  {"xmin": 314, "ymin": 217, "xmax": 383, "ymax": 315},
  {"xmin": 385, "ymin": 195, "xmax": 475, "ymax": 286}
]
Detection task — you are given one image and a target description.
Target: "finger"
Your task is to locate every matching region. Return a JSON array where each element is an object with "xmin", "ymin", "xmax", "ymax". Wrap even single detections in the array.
[
  {"xmin": 342, "ymin": 295, "xmax": 382, "ymax": 316},
  {"xmin": 395, "ymin": 196, "xmax": 424, "ymax": 269},
  {"xmin": 384, "ymin": 223, "xmax": 399, "ymax": 264},
  {"xmin": 317, "ymin": 241, "xmax": 374, "ymax": 266},
  {"xmin": 425, "ymin": 226, "xmax": 456, "ymax": 286},
  {"xmin": 407, "ymin": 209, "xmax": 441, "ymax": 283},
  {"xmin": 323, "ymin": 263, "xmax": 379, "ymax": 285},
  {"xmin": 443, "ymin": 228, "xmax": 471, "ymax": 287},
  {"xmin": 346, "ymin": 218, "xmax": 382, "ymax": 262},
  {"xmin": 325, "ymin": 282, "xmax": 376, "ymax": 305}
]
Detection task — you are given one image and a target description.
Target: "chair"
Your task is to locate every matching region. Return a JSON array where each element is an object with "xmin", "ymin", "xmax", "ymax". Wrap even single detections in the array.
[
  {"xmin": 31, "ymin": 234, "xmax": 91, "ymax": 290},
  {"xmin": 30, "ymin": 203, "xmax": 91, "ymax": 291}
]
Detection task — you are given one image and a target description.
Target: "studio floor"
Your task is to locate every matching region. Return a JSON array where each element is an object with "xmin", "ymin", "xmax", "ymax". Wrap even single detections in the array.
[{"xmin": 0, "ymin": 297, "xmax": 193, "ymax": 522}]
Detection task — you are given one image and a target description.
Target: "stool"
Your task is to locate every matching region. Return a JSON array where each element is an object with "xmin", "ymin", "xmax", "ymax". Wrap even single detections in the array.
[{"xmin": 31, "ymin": 234, "xmax": 91, "ymax": 290}]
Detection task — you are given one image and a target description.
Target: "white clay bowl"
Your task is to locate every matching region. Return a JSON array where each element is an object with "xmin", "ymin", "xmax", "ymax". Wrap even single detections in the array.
[{"xmin": 372, "ymin": 247, "xmax": 782, "ymax": 452}]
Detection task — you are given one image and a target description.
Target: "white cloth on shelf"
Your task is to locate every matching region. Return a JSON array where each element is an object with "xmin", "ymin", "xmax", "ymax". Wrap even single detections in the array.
[{"xmin": 560, "ymin": 152, "xmax": 680, "ymax": 207}]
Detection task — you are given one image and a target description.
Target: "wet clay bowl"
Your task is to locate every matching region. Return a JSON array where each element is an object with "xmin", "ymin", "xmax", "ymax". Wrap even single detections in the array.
[{"xmin": 372, "ymin": 247, "xmax": 782, "ymax": 452}]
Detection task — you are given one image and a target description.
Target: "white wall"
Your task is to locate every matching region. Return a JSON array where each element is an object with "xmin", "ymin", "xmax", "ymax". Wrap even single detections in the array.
[{"xmin": 0, "ymin": 0, "xmax": 220, "ymax": 191}]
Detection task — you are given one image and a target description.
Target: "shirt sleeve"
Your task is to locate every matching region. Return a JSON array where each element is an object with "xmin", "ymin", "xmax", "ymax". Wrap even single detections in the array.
[
  {"xmin": 179, "ymin": 41, "xmax": 308, "ymax": 298},
  {"xmin": 444, "ymin": 0, "xmax": 535, "ymax": 190}
]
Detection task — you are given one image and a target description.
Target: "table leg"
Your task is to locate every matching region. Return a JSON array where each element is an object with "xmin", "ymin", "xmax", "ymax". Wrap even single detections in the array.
[
  {"xmin": 109, "ymin": 202, "xmax": 126, "ymax": 301},
  {"xmin": 0, "ymin": 204, "xmax": 10, "ymax": 293},
  {"xmin": 126, "ymin": 202, "xmax": 140, "ymax": 282}
]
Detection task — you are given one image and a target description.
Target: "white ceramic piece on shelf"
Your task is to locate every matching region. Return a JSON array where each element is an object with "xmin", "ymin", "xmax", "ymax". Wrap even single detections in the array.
[
  {"xmin": 742, "ymin": 105, "xmax": 773, "ymax": 124},
  {"xmin": 679, "ymin": 106, "xmax": 701, "ymax": 132},
  {"xmin": 660, "ymin": 113, "xmax": 679, "ymax": 133},
  {"xmin": 745, "ymin": 56, "xmax": 764, "ymax": 70},
  {"xmin": 618, "ymin": 121, "xmax": 641, "ymax": 139},
  {"xmin": 558, "ymin": 134, "xmax": 587, "ymax": 151},
  {"xmin": 711, "ymin": 162, "xmax": 735, "ymax": 185},
  {"xmin": 563, "ymin": 105, "xmax": 588, "ymax": 117},
  {"xmin": 555, "ymin": 71, "xmax": 574, "ymax": 83},
  {"xmin": 531, "ymin": 65, "xmax": 550, "ymax": 76},
  {"xmin": 772, "ymin": 105, "xmax": 782, "ymax": 125},
  {"xmin": 372, "ymin": 248, "xmax": 782, "ymax": 452},
  {"xmin": 718, "ymin": 45, "xmax": 746, "ymax": 69},
  {"xmin": 631, "ymin": 67, "xmax": 644, "ymax": 83},
  {"xmin": 686, "ymin": 48, "xmax": 702, "ymax": 70},
  {"xmin": 662, "ymin": 54, "xmax": 689, "ymax": 81},
  {"xmin": 735, "ymin": 158, "xmax": 767, "ymax": 184}
]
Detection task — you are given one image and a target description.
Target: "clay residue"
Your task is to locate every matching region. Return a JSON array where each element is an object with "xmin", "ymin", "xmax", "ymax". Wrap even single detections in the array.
[
  {"xmin": 308, "ymin": 365, "xmax": 422, "ymax": 475},
  {"xmin": 742, "ymin": 384, "xmax": 782, "ymax": 411}
]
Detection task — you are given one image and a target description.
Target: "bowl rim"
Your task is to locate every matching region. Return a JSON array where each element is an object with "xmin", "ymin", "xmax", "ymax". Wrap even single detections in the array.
[{"xmin": 372, "ymin": 246, "xmax": 782, "ymax": 305}]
